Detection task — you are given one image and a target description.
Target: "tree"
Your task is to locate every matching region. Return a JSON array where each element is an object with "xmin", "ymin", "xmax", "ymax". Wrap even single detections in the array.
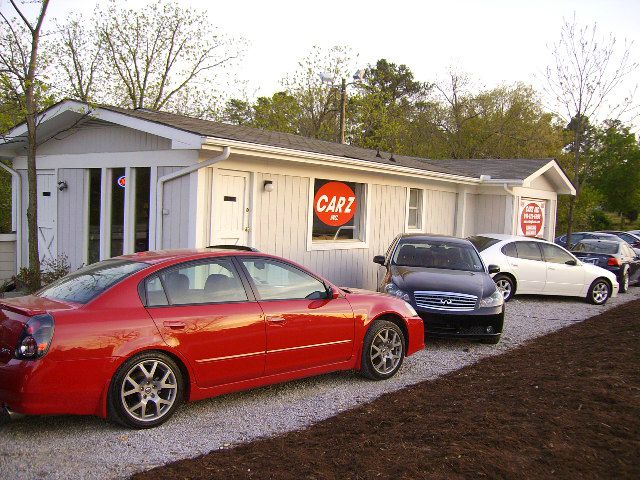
[
  {"xmin": 0, "ymin": 0, "xmax": 51, "ymax": 284},
  {"xmin": 543, "ymin": 16, "xmax": 638, "ymax": 245}
]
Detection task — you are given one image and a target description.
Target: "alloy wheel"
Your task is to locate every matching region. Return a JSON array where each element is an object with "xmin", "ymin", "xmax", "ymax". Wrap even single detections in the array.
[
  {"xmin": 120, "ymin": 359, "xmax": 177, "ymax": 422},
  {"xmin": 496, "ymin": 279, "xmax": 512, "ymax": 300},
  {"xmin": 370, "ymin": 327, "xmax": 403, "ymax": 375},
  {"xmin": 592, "ymin": 282, "xmax": 609, "ymax": 304}
]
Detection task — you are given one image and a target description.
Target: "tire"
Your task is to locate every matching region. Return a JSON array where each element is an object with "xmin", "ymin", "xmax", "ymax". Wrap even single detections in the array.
[
  {"xmin": 586, "ymin": 278, "xmax": 611, "ymax": 305},
  {"xmin": 109, "ymin": 351, "xmax": 184, "ymax": 429},
  {"xmin": 493, "ymin": 274, "xmax": 515, "ymax": 302},
  {"xmin": 619, "ymin": 267, "xmax": 629, "ymax": 293},
  {"xmin": 480, "ymin": 335, "xmax": 501, "ymax": 345},
  {"xmin": 361, "ymin": 319, "xmax": 406, "ymax": 381}
]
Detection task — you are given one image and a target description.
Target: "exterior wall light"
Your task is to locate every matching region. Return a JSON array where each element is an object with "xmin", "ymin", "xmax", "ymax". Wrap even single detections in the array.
[
  {"xmin": 57, "ymin": 180, "xmax": 68, "ymax": 191},
  {"xmin": 264, "ymin": 180, "xmax": 275, "ymax": 192}
]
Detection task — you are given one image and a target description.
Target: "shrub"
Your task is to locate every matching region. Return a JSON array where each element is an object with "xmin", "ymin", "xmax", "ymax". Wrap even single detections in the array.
[{"xmin": 12, "ymin": 255, "xmax": 71, "ymax": 294}]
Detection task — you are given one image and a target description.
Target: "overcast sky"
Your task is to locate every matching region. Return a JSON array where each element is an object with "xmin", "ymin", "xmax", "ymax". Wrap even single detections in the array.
[{"xmin": 4, "ymin": 0, "xmax": 640, "ymax": 120}]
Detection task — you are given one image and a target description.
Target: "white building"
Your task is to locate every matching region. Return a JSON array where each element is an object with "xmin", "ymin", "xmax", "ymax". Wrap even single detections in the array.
[{"xmin": 0, "ymin": 100, "xmax": 575, "ymax": 288}]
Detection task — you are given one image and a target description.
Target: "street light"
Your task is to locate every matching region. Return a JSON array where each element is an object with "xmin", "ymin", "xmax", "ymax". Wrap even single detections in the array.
[{"xmin": 319, "ymin": 69, "xmax": 365, "ymax": 144}]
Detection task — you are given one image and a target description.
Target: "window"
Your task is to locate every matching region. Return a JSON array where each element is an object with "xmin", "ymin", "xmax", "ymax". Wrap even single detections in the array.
[
  {"xmin": 158, "ymin": 259, "xmax": 248, "ymax": 306},
  {"xmin": 39, "ymin": 260, "xmax": 147, "ymax": 304},
  {"xmin": 87, "ymin": 169, "xmax": 101, "ymax": 264},
  {"xmin": 391, "ymin": 239, "xmax": 484, "ymax": 272},
  {"xmin": 468, "ymin": 235, "xmax": 500, "ymax": 252},
  {"xmin": 501, "ymin": 242, "xmax": 518, "ymax": 258},
  {"xmin": 574, "ymin": 241, "xmax": 619, "ymax": 255},
  {"xmin": 514, "ymin": 241, "xmax": 543, "ymax": 261},
  {"xmin": 540, "ymin": 243, "xmax": 575, "ymax": 264},
  {"xmin": 406, "ymin": 188, "xmax": 423, "ymax": 230},
  {"xmin": 145, "ymin": 275, "xmax": 168, "ymax": 306},
  {"xmin": 241, "ymin": 258, "xmax": 329, "ymax": 300},
  {"xmin": 622, "ymin": 244, "xmax": 636, "ymax": 257},
  {"xmin": 311, "ymin": 178, "xmax": 366, "ymax": 243}
]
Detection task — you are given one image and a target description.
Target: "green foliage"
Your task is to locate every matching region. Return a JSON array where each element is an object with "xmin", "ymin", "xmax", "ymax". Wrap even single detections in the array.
[{"xmin": 556, "ymin": 185, "xmax": 605, "ymax": 234}]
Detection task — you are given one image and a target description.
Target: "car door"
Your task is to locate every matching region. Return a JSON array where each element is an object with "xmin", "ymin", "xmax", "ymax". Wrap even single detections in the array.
[
  {"xmin": 621, "ymin": 244, "xmax": 640, "ymax": 281},
  {"xmin": 238, "ymin": 257, "xmax": 355, "ymax": 376},
  {"xmin": 539, "ymin": 243, "xmax": 586, "ymax": 295},
  {"xmin": 508, "ymin": 241, "xmax": 547, "ymax": 294},
  {"xmin": 144, "ymin": 257, "xmax": 266, "ymax": 389}
]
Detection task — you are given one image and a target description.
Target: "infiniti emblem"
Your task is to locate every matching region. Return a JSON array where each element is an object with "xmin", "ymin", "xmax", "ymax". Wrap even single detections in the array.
[{"xmin": 440, "ymin": 298, "xmax": 452, "ymax": 305}]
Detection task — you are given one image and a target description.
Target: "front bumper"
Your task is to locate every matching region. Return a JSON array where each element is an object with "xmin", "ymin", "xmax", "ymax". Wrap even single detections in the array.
[{"xmin": 417, "ymin": 305, "xmax": 505, "ymax": 339}]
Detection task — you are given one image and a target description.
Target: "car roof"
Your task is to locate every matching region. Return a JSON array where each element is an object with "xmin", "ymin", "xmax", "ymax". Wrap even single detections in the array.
[
  {"xmin": 398, "ymin": 233, "xmax": 472, "ymax": 245},
  {"xmin": 469, "ymin": 233, "xmax": 549, "ymax": 243},
  {"xmin": 117, "ymin": 247, "xmax": 263, "ymax": 265}
]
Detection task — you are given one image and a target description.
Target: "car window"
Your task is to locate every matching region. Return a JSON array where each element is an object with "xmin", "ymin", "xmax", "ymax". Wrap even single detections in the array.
[
  {"xmin": 540, "ymin": 243, "xmax": 575, "ymax": 264},
  {"xmin": 392, "ymin": 240, "xmax": 484, "ymax": 272},
  {"xmin": 467, "ymin": 236, "xmax": 500, "ymax": 252},
  {"xmin": 622, "ymin": 244, "xmax": 636, "ymax": 257},
  {"xmin": 241, "ymin": 258, "xmax": 329, "ymax": 301},
  {"xmin": 145, "ymin": 275, "xmax": 169, "ymax": 306},
  {"xmin": 38, "ymin": 259, "xmax": 148, "ymax": 304},
  {"xmin": 501, "ymin": 242, "xmax": 518, "ymax": 258},
  {"xmin": 617, "ymin": 232, "xmax": 637, "ymax": 244},
  {"xmin": 574, "ymin": 241, "xmax": 619, "ymax": 254},
  {"xmin": 515, "ymin": 241, "xmax": 543, "ymax": 261},
  {"xmin": 158, "ymin": 258, "xmax": 248, "ymax": 306}
]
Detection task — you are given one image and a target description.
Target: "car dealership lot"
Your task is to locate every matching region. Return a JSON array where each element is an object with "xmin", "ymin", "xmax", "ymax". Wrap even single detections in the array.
[{"xmin": 2, "ymin": 289, "xmax": 639, "ymax": 480}]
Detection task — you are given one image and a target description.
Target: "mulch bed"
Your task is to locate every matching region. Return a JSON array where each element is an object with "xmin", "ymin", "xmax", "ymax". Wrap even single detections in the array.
[{"xmin": 133, "ymin": 300, "xmax": 640, "ymax": 480}]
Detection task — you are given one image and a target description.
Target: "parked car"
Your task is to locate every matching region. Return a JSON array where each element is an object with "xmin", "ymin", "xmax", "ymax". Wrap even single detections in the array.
[
  {"xmin": 571, "ymin": 239, "xmax": 640, "ymax": 293},
  {"xmin": 555, "ymin": 231, "xmax": 619, "ymax": 250},
  {"xmin": 628, "ymin": 229, "xmax": 640, "ymax": 236},
  {"xmin": 596, "ymin": 230, "xmax": 640, "ymax": 254},
  {"xmin": 469, "ymin": 234, "xmax": 619, "ymax": 304},
  {"xmin": 374, "ymin": 234, "xmax": 504, "ymax": 344},
  {"xmin": 0, "ymin": 247, "xmax": 424, "ymax": 428}
]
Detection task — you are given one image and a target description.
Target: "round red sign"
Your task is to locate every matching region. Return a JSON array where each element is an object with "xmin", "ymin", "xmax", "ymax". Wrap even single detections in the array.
[
  {"xmin": 520, "ymin": 202, "xmax": 544, "ymax": 237},
  {"xmin": 314, "ymin": 181, "xmax": 358, "ymax": 227},
  {"xmin": 117, "ymin": 176, "xmax": 126, "ymax": 188}
]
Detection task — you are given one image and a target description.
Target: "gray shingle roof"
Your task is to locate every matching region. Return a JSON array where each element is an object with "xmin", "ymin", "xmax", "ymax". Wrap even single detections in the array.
[{"xmin": 101, "ymin": 105, "xmax": 553, "ymax": 181}]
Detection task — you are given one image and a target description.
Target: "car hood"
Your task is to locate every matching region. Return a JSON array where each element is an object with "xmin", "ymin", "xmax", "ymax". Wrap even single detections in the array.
[{"xmin": 390, "ymin": 266, "xmax": 496, "ymax": 298}]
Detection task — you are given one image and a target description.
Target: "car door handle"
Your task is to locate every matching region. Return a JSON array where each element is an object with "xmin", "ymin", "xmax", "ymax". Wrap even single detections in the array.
[
  {"xmin": 266, "ymin": 315, "xmax": 286, "ymax": 324},
  {"xmin": 163, "ymin": 320, "xmax": 186, "ymax": 329},
  {"xmin": 548, "ymin": 266, "xmax": 556, "ymax": 271}
]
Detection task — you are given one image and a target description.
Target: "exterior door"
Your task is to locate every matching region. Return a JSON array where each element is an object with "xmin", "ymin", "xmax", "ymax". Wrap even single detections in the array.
[
  {"xmin": 212, "ymin": 170, "xmax": 250, "ymax": 245},
  {"xmin": 539, "ymin": 243, "xmax": 585, "ymax": 295},
  {"xmin": 238, "ymin": 257, "xmax": 355, "ymax": 376},
  {"xmin": 509, "ymin": 241, "xmax": 547, "ymax": 293},
  {"xmin": 37, "ymin": 172, "xmax": 57, "ymax": 263},
  {"xmin": 144, "ymin": 258, "xmax": 266, "ymax": 388}
]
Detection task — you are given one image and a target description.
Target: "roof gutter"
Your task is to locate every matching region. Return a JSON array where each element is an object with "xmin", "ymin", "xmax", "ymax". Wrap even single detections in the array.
[
  {"xmin": 154, "ymin": 146, "xmax": 231, "ymax": 250},
  {"xmin": 0, "ymin": 160, "xmax": 22, "ymax": 270}
]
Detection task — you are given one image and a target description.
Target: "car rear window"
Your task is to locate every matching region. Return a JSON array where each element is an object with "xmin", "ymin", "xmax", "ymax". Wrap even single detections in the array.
[
  {"xmin": 467, "ymin": 236, "xmax": 500, "ymax": 252},
  {"xmin": 38, "ymin": 259, "xmax": 148, "ymax": 304},
  {"xmin": 574, "ymin": 241, "xmax": 620, "ymax": 254}
]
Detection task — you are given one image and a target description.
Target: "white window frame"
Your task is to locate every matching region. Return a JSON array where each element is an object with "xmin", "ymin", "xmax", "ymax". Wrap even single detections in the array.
[
  {"xmin": 405, "ymin": 187, "xmax": 425, "ymax": 232},
  {"xmin": 306, "ymin": 176, "xmax": 370, "ymax": 251}
]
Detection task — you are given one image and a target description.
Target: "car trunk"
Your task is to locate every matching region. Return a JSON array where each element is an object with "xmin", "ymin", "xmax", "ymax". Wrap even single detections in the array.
[{"xmin": 573, "ymin": 252, "xmax": 615, "ymax": 269}]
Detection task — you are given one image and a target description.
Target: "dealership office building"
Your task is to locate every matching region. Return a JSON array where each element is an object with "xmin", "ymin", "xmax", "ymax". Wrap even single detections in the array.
[{"xmin": 0, "ymin": 100, "xmax": 575, "ymax": 288}]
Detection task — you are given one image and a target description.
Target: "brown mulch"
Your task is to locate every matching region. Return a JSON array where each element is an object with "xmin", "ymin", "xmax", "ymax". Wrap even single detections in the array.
[{"xmin": 133, "ymin": 300, "xmax": 640, "ymax": 480}]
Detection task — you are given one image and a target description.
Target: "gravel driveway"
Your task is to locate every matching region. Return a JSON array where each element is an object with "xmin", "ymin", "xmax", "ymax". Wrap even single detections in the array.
[{"xmin": 2, "ymin": 289, "xmax": 639, "ymax": 480}]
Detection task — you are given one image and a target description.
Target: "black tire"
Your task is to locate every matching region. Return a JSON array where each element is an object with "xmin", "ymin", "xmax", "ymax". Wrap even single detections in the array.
[
  {"xmin": 109, "ymin": 351, "xmax": 184, "ymax": 429},
  {"xmin": 361, "ymin": 319, "xmax": 406, "ymax": 381},
  {"xmin": 493, "ymin": 274, "xmax": 515, "ymax": 302},
  {"xmin": 619, "ymin": 267, "xmax": 629, "ymax": 293},
  {"xmin": 586, "ymin": 278, "xmax": 611, "ymax": 305},
  {"xmin": 480, "ymin": 335, "xmax": 501, "ymax": 345}
]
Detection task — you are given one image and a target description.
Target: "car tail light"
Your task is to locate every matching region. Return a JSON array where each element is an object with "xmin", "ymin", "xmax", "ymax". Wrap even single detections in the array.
[
  {"xmin": 607, "ymin": 257, "xmax": 622, "ymax": 266},
  {"xmin": 15, "ymin": 314, "xmax": 55, "ymax": 360}
]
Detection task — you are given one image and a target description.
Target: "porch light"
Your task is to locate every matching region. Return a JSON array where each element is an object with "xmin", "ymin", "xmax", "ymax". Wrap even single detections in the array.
[{"xmin": 264, "ymin": 180, "xmax": 275, "ymax": 192}]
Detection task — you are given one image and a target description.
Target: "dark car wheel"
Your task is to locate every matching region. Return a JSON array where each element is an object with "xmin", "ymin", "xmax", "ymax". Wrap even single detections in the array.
[
  {"xmin": 109, "ymin": 351, "xmax": 184, "ymax": 429},
  {"xmin": 480, "ymin": 335, "xmax": 501, "ymax": 345},
  {"xmin": 586, "ymin": 278, "xmax": 611, "ymax": 305},
  {"xmin": 493, "ymin": 274, "xmax": 515, "ymax": 302},
  {"xmin": 361, "ymin": 319, "xmax": 405, "ymax": 381},
  {"xmin": 619, "ymin": 267, "xmax": 629, "ymax": 293}
]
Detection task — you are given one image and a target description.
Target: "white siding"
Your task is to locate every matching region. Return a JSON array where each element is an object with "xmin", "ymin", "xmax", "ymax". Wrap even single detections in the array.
[
  {"xmin": 159, "ymin": 167, "xmax": 192, "ymax": 249},
  {"xmin": 474, "ymin": 194, "xmax": 507, "ymax": 234},
  {"xmin": 57, "ymin": 168, "xmax": 87, "ymax": 269},
  {"xmin": 424, "ymin": 190, "xmax": 458, "ymax": 235},
  {"xmin": 0, "ymin": 234, "xmax": 16, "ymax": 281}
]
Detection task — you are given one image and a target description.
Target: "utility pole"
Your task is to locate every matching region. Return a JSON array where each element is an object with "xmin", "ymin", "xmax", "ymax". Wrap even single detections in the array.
[{"xmin": 339, "ymin": 78, "xmax": 347, "ymax": 144}]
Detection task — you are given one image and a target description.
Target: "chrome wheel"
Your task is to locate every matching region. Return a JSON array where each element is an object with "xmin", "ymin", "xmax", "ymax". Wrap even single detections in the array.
[
  {"xmin": 495, "ymin": 279, "xmax": 512, "ymax": 300},
  {"xmin": 120, "ymin": 359, "xmax": 177, "ymax": 423},
  {"xmin": 370, "ymin": 327, "xmax": 403, "ymax": 375},
  {"xmin": 622, "ymin": 273, "xmax": 629, "ymax": 292},
  {"xmin": 592, "ymin": 282, "xmax": 609, "ymax": 304}
]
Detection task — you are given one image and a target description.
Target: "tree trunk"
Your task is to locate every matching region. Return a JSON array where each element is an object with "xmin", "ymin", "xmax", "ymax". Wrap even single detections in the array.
[
  {"xmin": 25, "ymin": 109, "xmax": 40, "ymax": 285},
  {"xmin": 566, "ymin": 197, "xmax": 575, "ymax": 247},
  {"xmin": 566, "ymin": 117, "xmax": 582, "ymax": 247}
]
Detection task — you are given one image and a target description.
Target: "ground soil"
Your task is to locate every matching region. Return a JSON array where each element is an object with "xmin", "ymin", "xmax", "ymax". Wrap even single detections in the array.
[{"xmin": 133, "ymin": 300, "xmax": 640, "ymax": 480}]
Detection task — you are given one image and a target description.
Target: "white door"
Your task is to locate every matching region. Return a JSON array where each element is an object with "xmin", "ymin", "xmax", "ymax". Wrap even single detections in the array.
[
  {"xmin": 211, "ymin": 170, "xmax": 250, "ymax": 246},
  {"xmin": 37, "ymin": 172, "xmax": 57, "ymax": 263},
  {"xmin": 508, "ymin": 241, "xmax": 547, "ymax": 294},
  {"xmin": 539, "ymin": 243, "xmax": 586, "ymax": 295}
]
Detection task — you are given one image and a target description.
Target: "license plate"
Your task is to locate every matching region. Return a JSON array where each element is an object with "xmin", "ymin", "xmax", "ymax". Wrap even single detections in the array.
[{"xmin": 583, "ymin": 258, "xmax": 598, "ymax": 264}]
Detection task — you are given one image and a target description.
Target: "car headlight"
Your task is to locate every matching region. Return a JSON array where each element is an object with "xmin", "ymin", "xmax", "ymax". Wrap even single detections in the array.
[
  {"xmin": 479, "ymin": 289, "xmax": 504, "ymax": 308},
  {"xmin": 384, "ymin": 283, "xmax": 411, "ymax": 302}
]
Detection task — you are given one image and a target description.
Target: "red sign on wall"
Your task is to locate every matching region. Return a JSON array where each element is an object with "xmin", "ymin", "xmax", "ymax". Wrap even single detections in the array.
[
  {"xmin": 519, "ymin": 200, "xmax": 545, "ymax": 237},
  {"xmin": 314, "ymin": 181, "xmax": 358, "ymax": 226}
]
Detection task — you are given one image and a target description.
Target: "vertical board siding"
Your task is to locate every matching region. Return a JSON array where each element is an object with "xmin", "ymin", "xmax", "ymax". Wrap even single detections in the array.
[
  {"xmin": 464, "ymin": 193, "xmax": 477, "ymax": 236},
  {"xmin": 474, "ymin": 194, "xmax": 507, "ymax": 234},
  {"xmin": 57, "ymin": 168, "xmax": 87, "ymax": 270},
  {"xmin": 0, "ymin": 237, "xmax": 16, "ymax": 280},
  {"xmin": 159, "ymin": 167, "xmax": 191, "ymax": 249},
  {"xmin": 424, "ymin": 190, "xmax": 457, "ymax": 235}
]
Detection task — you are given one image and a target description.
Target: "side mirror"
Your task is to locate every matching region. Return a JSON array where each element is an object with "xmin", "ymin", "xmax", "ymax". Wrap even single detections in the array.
[
  {"xmin": 373, "ymin": 255, "xmax": 386, "ymax": 266},
  {"xmin": 330, "ymin": 288, "xmax": 340, "ymax": 299},
  {"xmin": 565, "ymin": 259, "xmax": 577, "ymax": 266},
  {"xmin": 487, "ymin": 264, "xmax": 500, "ymax": 274}
]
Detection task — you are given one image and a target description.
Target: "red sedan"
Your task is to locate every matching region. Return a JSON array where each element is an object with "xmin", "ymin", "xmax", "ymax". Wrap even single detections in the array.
[{"xmin": 0, "ymin": 248, "xmax": 424, "ymax": 428}]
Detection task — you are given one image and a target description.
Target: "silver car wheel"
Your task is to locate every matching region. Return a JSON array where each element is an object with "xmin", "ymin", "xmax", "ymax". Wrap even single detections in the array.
[
  {"xmin": 120, "ymin": 359, "xmax": 177, "ymax": 422},
  {"xmin": 370, "ymin": 327, "xmax": 403, "ymax": 375},
  {"xmin": 592, "ymin": 282, "xmax": 609, "ymax": 304},
  {"xmin": 495, "ymin": 279, "xmax": 512, "ymax": 300}
]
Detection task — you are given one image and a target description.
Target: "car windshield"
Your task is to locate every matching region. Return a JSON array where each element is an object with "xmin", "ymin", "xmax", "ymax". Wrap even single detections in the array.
[
  {"xmin": 38, "ymin": 259, "xmax": 148, "ymax": 304},
  {"xmin": 574, "ymin": 241, "xmax": 619, "ymax": 255},
  {"xmin": 392, "ymin": 240, "xmax": 484, "ymax": 272},
  {"xmin": 467, "ymin": 235, "xmax": 500, "ymax": 252}
]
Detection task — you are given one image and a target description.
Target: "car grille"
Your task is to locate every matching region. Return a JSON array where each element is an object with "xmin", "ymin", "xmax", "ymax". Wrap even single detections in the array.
[{"xmin": 413, "ymin": 291, "xmax": 478, "ymax": 312}]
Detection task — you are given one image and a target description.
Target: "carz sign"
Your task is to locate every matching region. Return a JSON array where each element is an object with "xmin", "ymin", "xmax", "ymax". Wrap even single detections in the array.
[
  {"xmin": 314, "ymin": 181, "xmax": 358, "ymax": 227},
  {"xmin": 518, "ymin": 199, "xmax": 545, "ymax": 237}
]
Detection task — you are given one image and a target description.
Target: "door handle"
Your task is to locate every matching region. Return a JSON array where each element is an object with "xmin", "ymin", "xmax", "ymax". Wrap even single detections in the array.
[
  {"xmin": 266, "ymin": 315, "xmax": 286, "ymax": 324},
  {"xmin": 163, "ymin": 320, "xmax": 186, "ymax": 329},
  {"xmin": 548, "ymin": 266, "xmax": 556, "ymax": 271}
]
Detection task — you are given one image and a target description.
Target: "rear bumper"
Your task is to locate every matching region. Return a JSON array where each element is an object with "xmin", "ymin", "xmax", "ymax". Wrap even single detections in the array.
[{"xmin": 418, "ymin": 306, "xmax": 504, "ymax": 339}]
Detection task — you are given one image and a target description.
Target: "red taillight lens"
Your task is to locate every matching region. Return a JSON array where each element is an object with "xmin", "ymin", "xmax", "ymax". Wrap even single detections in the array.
[
  {"xmin": 607, "ymin": 257, "xmax": 622, "ymax": 266},
  {"xmin": 15, "ymin": 314, "xmax": 55, "ymax": 360}
]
